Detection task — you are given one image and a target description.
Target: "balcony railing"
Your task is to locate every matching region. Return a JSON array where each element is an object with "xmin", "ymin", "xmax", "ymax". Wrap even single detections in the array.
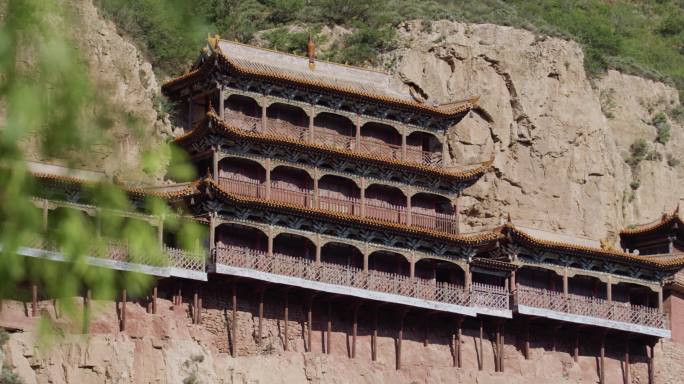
[
  {"xmin": 225, "ymin": 112, "xmax": 443, "ymax": 168},
  {"xmin": 515, "ymin": 285, "xmax": 668, "ymax": 330},
  {"xmin": 213, "ymin": 245, "xmax": 510, "ymax": 312},
  {"xmin": 218, "ymin": 177, "xmax": 458, "ymax": 232}
]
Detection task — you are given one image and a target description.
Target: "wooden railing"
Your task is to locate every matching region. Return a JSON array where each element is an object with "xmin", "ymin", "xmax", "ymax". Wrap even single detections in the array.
[
  {"xmin": 225, "ymin": 112, "xmax": 443, "ymax": 168},
  {"xmin": 515, "ymin": 285, "xmax": 668, "ymax": 329},
  {"xmin": 218, "ymin": 176, "xmax": 458, "ymax": 232},
  {"xmin": 213, "ymin": 245, "xmax": 510, "ymax": 312},
  {"xmin": 163, "ymin": 245, "xmax": 206, "ymax": 272}
]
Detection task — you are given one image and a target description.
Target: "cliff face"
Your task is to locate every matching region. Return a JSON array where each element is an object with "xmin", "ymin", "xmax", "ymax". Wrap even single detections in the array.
[{"xmin": 387, "ymin": 20, "xmax": 684, "ymax": 240}]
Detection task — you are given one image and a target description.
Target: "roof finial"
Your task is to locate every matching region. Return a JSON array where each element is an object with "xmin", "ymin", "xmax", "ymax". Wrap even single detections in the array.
[
  {"xmin": 207, "ymin": 33, "xmax": 221, "ymax": 51},
  {"xmin": 307, "ymin": 32, "xmax": 316, "ymax": 70}
]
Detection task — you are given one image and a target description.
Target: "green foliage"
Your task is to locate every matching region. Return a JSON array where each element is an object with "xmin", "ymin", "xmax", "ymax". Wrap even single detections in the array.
[
  {"xmin": 669, "ymin": 104, "xmax": 684, "ymax": 124},
  {"xmin": 652, "ymin": 112, "xmax": 672, "ymax": 144},
  {"xmin": 262, "ymin": 28, "xmax": 313, "ymax": 55},
  {"xmin": 630, "ymin": 180, "xmax": 640, "ymax": 190},
  {"xmin": 625, "ymin": 139, "xmax": 649, "ymax": 168},
  {"xmin": 667, "ymin": 153, "xmax": 681, "ymax": 167}
]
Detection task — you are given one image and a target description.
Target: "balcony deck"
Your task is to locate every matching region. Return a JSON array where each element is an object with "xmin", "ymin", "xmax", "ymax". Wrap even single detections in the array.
[
  {"xmin": 514, "ymin": 286, "xmax": 669, "ymax": 337},
  {"xmin": 14, "ymin": 240, "xmax": 207, "ymax": 281},
  {"xmin": 210, "ymin": 245, "xmax": 511, "ymax": 318}
]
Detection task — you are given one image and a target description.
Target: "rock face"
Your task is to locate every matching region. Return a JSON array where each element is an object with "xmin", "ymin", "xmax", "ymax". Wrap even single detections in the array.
[
  {"xmin": 386, "ymin": 20, "xmax": 684, "ymax": 240},
  {"xmin": 3, "ymin": 295, "xmax": 682, "ymax": 384}
]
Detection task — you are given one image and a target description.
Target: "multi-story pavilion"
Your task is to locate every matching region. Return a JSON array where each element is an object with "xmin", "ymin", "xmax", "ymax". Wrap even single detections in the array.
[{"xmin": 15, "ymin": 36, "xmax": 684, "ymax": 384}]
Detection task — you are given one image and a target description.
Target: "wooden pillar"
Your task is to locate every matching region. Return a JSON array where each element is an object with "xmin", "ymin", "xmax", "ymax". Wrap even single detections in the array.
[
  {"xmin": 409, "ymin": 260, "xmax": 415, "ymax": 279},
  {"xmin": 83, "ymin": 289, "xmax": 91, "ymax": 334},
  {"xmin": 406, "ymin": 194, "xmax": 412, "ymax": 226},
  {"xmin": 120, "ymin": 288, "xmax": 127, "ymax": 332},
  {"xmin": 354, "ymin": 115, "xmax": 361, "ymax": 150},
  {"xmin": 197, "ymin": 289, "xmax": 203, "ymax": 325},
  {"xmin": 258, "ymin": 288, "xmax": 264, "ymax": 347},
  {"xmin": 363, "ymin": 252, "xmax": 369, "ymax": 273},
  {"xmin": 441, "ymin": 134, "xmax": 449, "ymax": 166},
  {"xmin": 465, "ymin": 263, "xmax": 472, "ymax": 291},
  {"xmin": 352, "ymin": 304, "xmax": 358, "ymax": 358},
  {"xmin": 267, "ymin": 227, "xmax": 274, "ymax": 256},
  {"xmin": 423, "ymin": 315, "xmax": 428, "ymax": 347},
  {"xmin": 574, "ymin": 329, "xmax": 579, "ymax": 363},
  {"xmin": 647, "ymin": 342, "xmax": 655, "ymax": 384},
  {"xmin": 265, "ymin": 162, "xmax": 272, "ymax": 200},
  {"xmin": 510, "ymin": 270, "xmax": 516, "ymax": 292},
  {"xmin": 455, "ymin": 317, "xmax": 463, "ymax": 368},
  {"xmin": 360, "ymin": 177, "xmax": 366, "ymax": 217},
  {"xmin": 193, "ymin": 289, "xmax": 199, "ymax": 324},
  {"xmin": 187, "ymin": 93, "xmax": 193, "ymax": 130},
  {"xmin": 152, "ymin": 285, "xmax": 158, "ymax": 315},
  {"xmin": 212, "ymin": 150, "xmax": 219, "ymax": 181},
  {"xmin": 261, "ymin": 100, "xmax": 267, "ymax": 132},
  {"xmin": 495, "ymin": 323, "xmax": 501, "ymax": 372},
  {"xmin": 308, "ymin": 109, "xmax": 314, "ymax": 142},
  {"xmin": 218, "ymin": 86, "xmax": 224, "ymax": 118},
  {"xmin": 599, "ymin": 332, "xmax": 606, "ymax": 384},
  {"xmin": 396, "ymin": 311, "xmax": 406, "ymax": 370},
  {"xmin": 624, "ymin": 339, "xmax": 630, "ymax": 384},
  {"xmin": 563, "ymin": 270, "xmax": 569, "ymax": 296},
  {"xmin": 42, "ymin": 199, "xmax": 48, "ymax": 231},
  {"xmin": 177, "ymin": 287, "xmax": 182, "ymax": 306},
  {"xmin": 657, "ymin": 287, "xmax": 664, "ymax": 312},
  {"xmin": 401, "ymin": 132, "xmax": 407, "ymax": 161},
  {"xmin": 315, "ymin": 243, "xmax": 321, "ymax": 266},
  {"xmin": 524, "ymin": 320, "xmax": 530, "ymax": 360},
  {"xmin": 231, "ymin": 282, "xmax": 237, "ymax": 357},
  {"xmin": 478, "ymin": 319, "xmax": 484, "ymax": 371},
  {"xmin": 283, "ymin": 292, "xmax": 289, "ymax": 351},
  {"xmin": 313, "ymin": 174, "xmax": 319, "ymax": 209},
  {"xmin": 499, "ymin": 322, "xmax": 505, "ymax": 373},
  {"xmin": 372, "ymin": 306, "xmax": 378, "ymax": 361},
  {"xmin": 31, "ymin": 284, "xmax": 38, "ymax": 317},
  {"xmin": 307, "ymin": 295, "xmax": 314, "ymax": 353},
  {"xmin": 606, "ymin": 278, "xmax": 612, "ymax": 303},
  {"xmin": 327, "ymin": 302, "xmax": 332, "ymax": 355}
]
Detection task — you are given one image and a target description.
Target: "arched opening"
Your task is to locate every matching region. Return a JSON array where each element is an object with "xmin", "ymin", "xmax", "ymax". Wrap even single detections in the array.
[
  {"xmin": 406, "ymin": 131, "xmax": 442, "ymax": 165},
  {"xmin": 360, "ymin": 122, "xmax": 401, "ymax": 160},
  {"xmin": 517, "ymin": 266, "xmax": 562, "ymax": 292},
  {"xmin": 321, "ymin": 242, "xmax": 363, "ymax": 269},
  {"xmin": 214, "ymin": 223, "xmax": 267, "ymax": 252},
  {"xmin": 613, "ymin": 282, "xmax": 658, "ymax": 308},
  {"xmin": 318, "ymin": 175, "xmax": 360, "ymax": 214},
  {"xmin": 270, "ymin": 166, "xmax": 314, "ymax": 207},
  {"xmin": 414, "ymin": 258, "xmax": 464, "ymax": 286},
  {"xmin": 224, "ymin": 94, "xmax": 261, "ymax": 131},
  {"xmin": 266, "ymin": 103, "xmax": 308, "ymax": 140},
  {"xmin": 368, "ymin": 251, "xmax": 410, "ymax": 277},
  {"xmin": 410, "ymin": 192, "xmax": 456, "ymax": 233},
  {"xmin": 568, "ymin": 275, "xmax": 607, "ymax": 300},
  {"xmin": 217, "ymin": 157, "xmax": 267, "ymax": 198},
  {"xmin": 313, "ymin": 112, "xmax": 355, "ymax": 150},
  {"xmin": 365, "ymin": 184, "xmax": 406, "ymax": 224},
  {"xmin": 273, "ymin": 233, "xmax": 315, "ymax": 261}
]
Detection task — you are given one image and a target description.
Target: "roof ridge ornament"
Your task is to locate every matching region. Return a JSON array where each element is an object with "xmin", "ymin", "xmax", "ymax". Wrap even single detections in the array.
[
  {"xmin": 208, "ymin": 34, "xmax": 221, "ymax": 51},
  {"xmin": 307, "ymin": 32, "xmax": 316, "ymax": 70}
]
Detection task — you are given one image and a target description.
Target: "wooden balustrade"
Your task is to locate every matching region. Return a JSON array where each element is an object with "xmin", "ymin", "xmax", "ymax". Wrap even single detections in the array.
[
  {"xmin": 212, "ymin": 245, "xmax": 508, "ymax": 310},
  {"xmin": 223, "ymin": 111, "xmax": 443, "ymax": 168},
  {"xmin": 516, "ymin": 285, "xmax": 668, "ymax": 329},
  {"xmin": 218, "ymin": 176, "xmax": 456, "ymax": 231}
]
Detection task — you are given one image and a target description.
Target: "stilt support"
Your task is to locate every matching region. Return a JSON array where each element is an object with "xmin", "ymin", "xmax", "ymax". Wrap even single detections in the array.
[
  {"xmin": 648, "ymin": 341, "xmax": 655, "ymax": 384},
  {"xmin": 120, "ymin": 288, "xmax": 127, "ymax": 332},
  {"xmin": 478, "ymin": 319, "xmax": 484, "ymax": 371},
  {"xmin": 372, "ymin": 306, "xmax": 378, "ymax": 361},
  {"xmin": 454, "ymin": 316, "xmax": 463, "ymax": 368},
  {"xmin": 624, "ymin": 339, "xmax": 630, "ymax": 384},
  {"xmin": 31, "ymin": 284, "xmax": 38, "ymax": 317},
  {"xmin": 326, "ymin": 301, "xmax": 332, "ymax": 355},
  {"xmin": 193, "ymin": 290, "xmax": 198, "ymax": 324},
  {"xmin": 599, "ymin": 332, "xmax": 606, "ymax": 384},
  {"xmin": 396, "ymin": 310, "xmax": 407, "ymax": 370},
  {"xmin": 152, "ymin": 286, "xmax": 157, "ymax": 314},
  {"xmin": 574, "ymin": 329, "xmax": 579, "ymax": 363},
  {"xmin": 83, "ymin": 289, "xmax": 91, "ymax": 334},
  {"xmin": 524, "ymin": 320, "xmax": 530, "ymax": 360},
  {"xmin": 231, "ymin": 282, "xmax": 237, "ymax": 357},
  {"xmin": 258, "ymin": 288, "xmax": 264, "ymax": 347},
  {"xmin": 283, "ymin": 292, "xmax": 289, "ymax": 351},
  {"xmin": 352, "ymin": 303, "xmax": 359, "ymax": 358},
  {"xmin": 307, "ymin": 295, "xmax": 314, "ymax": 353}
]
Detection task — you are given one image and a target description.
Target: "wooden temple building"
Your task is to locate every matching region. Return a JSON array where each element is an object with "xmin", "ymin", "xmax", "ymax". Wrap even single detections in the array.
[{"xmin": 16, "ymin": 36, "xmax": 684, "ymax": 383}]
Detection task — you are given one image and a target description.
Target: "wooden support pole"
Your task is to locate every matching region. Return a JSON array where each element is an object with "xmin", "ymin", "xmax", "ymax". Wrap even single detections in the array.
[
  {"xmin": 456, "ymin": 317, "xmax": 463, "ymax": 368},
  {"xmin": 495, "ymin": 323, "xmax": 501, "ymax": 372},
  {"xmin": 258, "ymin": 288, "xmax": 264, "ymax": 347},
  {"xmin": 307, "ymin": 295, "xmax": 313, "ymax": 353},
  {"xmin": 479, "ymin": 319, "xmax": 484, "ymax": 371},
  {"xmin": 193, "ymin": 290, "xmax": 198, "ymax": 324},
  {"xmin": 176, "ymin": 287, "xmax": 182, "ymax": 306},
  {"xmin": 327, "ymin": 302, "xmax": 332, "ymax": 355},
  {"xmin": 31, "ymin": 284, "xmax": 38, "ymax": 317},
  {"xmin": 120, "ymin": 288, "xmax": 127, "ymax": 332},
  {"xmin": 83, "ymin": 289, "xmax": 91, "ymax": 334},
  {"xmin": 352, "ymin": 304, "xmax": 358, "ymax": 358},
  {"xmin": 396, "ymin": 311, "xmax": 405, "ymax": 370},
  {"xmin": 152, "ymin": 286, "xmax": 157, "ymax": 315},
  {"xmin": 599, "ymin": 332, "xmax": 606, "ymax": 384},
  {"xmin": 372, "ymin": 306, "xmax": 378, "ymax": 361},
  {"xmin": 574, "ymin": 329, "xmax": 579, "ymax": 363},
  {"xmin": 648, "ymin": 342, "xmax": 655, "ymax": 384},
  {"xmin": 624, "ymin": 339, "xmax": 630, "ymax": 384},
  {"xmin": 524, "ymin": 321, "xmax": 530, "ymax": 360},
  {"xmin": 231, "ymin": 282, "xmax": 237, "ymax": 357},
  {"xmin": 499, "ymin": 322, "xmax": 505, "ymax": 373},
  {"xmin": 197, "ymin": 290, "xmax": 203, "ymax": 325},
  {"xmin": 423, "ymin": 315, "xmax": 429, "ymax": 347},
  {"xmin": 283, "ymin": 292, "xmax": 289, "ymax": 351}
]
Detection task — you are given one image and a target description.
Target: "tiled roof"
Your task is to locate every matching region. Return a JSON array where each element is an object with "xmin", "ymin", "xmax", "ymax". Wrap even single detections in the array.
[
  {"xmin": 620, "ymin": 208, "xmax": 682, "ymax": 237},
  {"xmin": 162, "ymin": 41, "xmax": 479, "ymax": 117},
  {"xmin": 175, "ymin": 111, "xmax": 494, "ymax": 182}
]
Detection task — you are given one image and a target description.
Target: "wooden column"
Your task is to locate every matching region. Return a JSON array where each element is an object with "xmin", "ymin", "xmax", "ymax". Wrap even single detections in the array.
[
  {"xmin": 454, "ymin": 317, "xmax": 463, "ymax": 368},
  {"xmin": 495, "ymin": 323, "xmax": 501, "ymax": 372},
  {"xmin": 658, "ymin": 287, "xmax": 664, "ymax": 312},
  {"xmin": 265, "ymin": 163, "xmax": 272, "ymax": 200},
  {"xmin": 423, "ymin": 315, "xmax": 429, "ymax": 347},
  {"xmin": 396, "ymin": 311, "xmax": 406, "ymax": 370},
  {"xmin": 573, "ymin": 329, "xmax": 579, "ymax": 363},
  {"xmin": 327, "ymin": 302, "xmax": 332, "ymax": 355},
  {"xmin": 308, "ymin": 109, "xmax": 314, "ymax": 142},
  {"xmin": 313, "ymin": 175, "xmax": 319, "ymax": 208},
  {"xmin": 465, "ymin": 263, "xmax": 472, "ymax": 291},
  {"xmin": 267, "ymin": 227, "xmax": 274, "ymax": 256},
  {"xmin": 83, "ymin": 289, "xmax": 91, "ymax": 334},
  {"xmin": 499, "ymin": 322, "xmax": 505, "ymax": 373},
  {"xmin": 360, "ymin": 177, "xmax": 366, "ymax": 217},
  {"xmin": 193, "ymin": 289, "xmax": 199, "ymax": 324},
  {"xmin": 42, "ymin": 199, "xmax": 48, "ymax": 230},
  {"xmin": 260, "ymin": 100, "xmax": 267, "ymax": 132},
  {"xmin": 599, "ymin": 332, "xmax": 606, "ymax": 384},
  {"xmin": 401, "ymin": 132, "xmax": 407, "ymax": 161},
  {"xmin": 197, "ymin": 289, "xmax": 203, "ymax": 325},
  {"xmin": 352, "ymin": 304, "xmax": 359, "ymax": 358},
  {"xmin": 307, "ymin": 295, "xmax": 314, "ymax": 353},
  {"xmin": 218, "ymin": 86, "xmax": 225, "ymax": 118},
  {"xmin": 31, "ymin": 284, "xmax": 38, "ymax": 317},
  {"xmin": 563, "ymin": 270, "xmax": 569, "ymax": 296},
  {"xmin": 212, "ymin": 150, "xmax": 219, "ymax": 181},
  {"xmin": 524, "ymin": 320, "xmax": 530, "ymax": 360},
  {"xmin": 372, "ymin": 306, "xmax": 378, "ymax": 361},
  {"xmin": 406, "ymin": 194, "xmax": 412, "ymax": 226},
  {"xmin": 120, "ymin": 288, "xmax": 127, "ymax": 332},
  {"xmin": 606, "ymin": 278, "xmax": 612, "ymax": 303},
  {"xmin": 647, "ymin": 342, "xmax": 655, "ymax": 384},
  {"xmin": 441, "ymin": 134, "xmax": 449, "ymax": 166},
  {"xmin": 409, "ymin": 260, "xmax": 415, "ymax": 279},
  {"xmin": 258, "ymin": 288, "xmax": 265, "ymax": 347},
  {"xmin": 283, "ymin": 292, "xmax": 289, "ymax": 351},
  {"xmin": 355, "ymin": 115, "xmax": 361, "ymax": 150},
  {"xmin": 478, "ymin": 319, "xmax": 484, "ymax": 371},
  {"xmin": 231, "ymin": 282, "xmax": 237, "ymax": 357},
  {"xmin": 624, "ymin": 339, "xmax": 630, "ymax": 384},
  {"xmin": 315, "ymin": 243, "xmax": 321, "ymax": 266},
  {"xmin": 152, "ymin": 285, "xmax": 158, "ymax": 315}
]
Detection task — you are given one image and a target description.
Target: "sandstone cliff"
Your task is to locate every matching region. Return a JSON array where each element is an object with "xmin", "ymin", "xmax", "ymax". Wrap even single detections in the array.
[{"xmin": 386, "ymin": 20, "xmax": 683, "ymax": 241}]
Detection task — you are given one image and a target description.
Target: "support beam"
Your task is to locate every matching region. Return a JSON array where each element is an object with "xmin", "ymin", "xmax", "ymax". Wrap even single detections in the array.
[
  {"xmin": 478, "ymin": 319, "xmax": 484, "ymax": 371},
  {"xmin": 574, "ymin": 329, "xmax": 579, "ymax": 363},
  {"xmin": 283, "ymin": 292, "xmax": 289, "ymax": 351},
  {"xmin": 495, "ymin": 322, "xmax": 501, "ymax": 372},
  {"xmin": 599, "ymin": 332, "xmax": 606, "ymax": 384},
  {"xmin": 396, "ymin": 311, "xmax": 406, "ymax": 370},
  {"xmin": 197, "ymin": 290, "xmax": 203, "ymax": 325},
  {"xmin": 193, "ymin": 290, "xmax": 198, "ymax": 324},
  {"xmin": 372, "ymin": 306, "xmax": 378, "ymax": 361},
  {"xmin": 83, "ymin": 289, "xmax": 91, "ymax": 334},
  {"xmin": 352, "ymin": 303, "xmax": 359, "ymax": 359},
  {"xmin": 258, "ymin": 288, "xmax": 265, "ymax": 347},
  {"xmin": 219, "ymin": 85, "xmax": 225, "ymax": 118},
  {"xmin": 31, "ymin": 284, "xmax": 38, "ymax": 317},
  {"xmin": 120, "ymin": 288, "xmax": 127, "ymax": 332},
  {"xmin": 648, "ymin": 342, "xmax": 655, "ymax": 384},
  {"xmin": 456, "ymin": 317, "xmax": 463, "ymax": 368},
  {"xmin": 231, "ymin": 282, "xmax": 237, "ymax": 357},
  {"xmin": 499, "ymin": 322, "xmax": 505, "ymax": 373},
  {"xmin": 624, "ymin": 339, "xmax": 630, "ymax": 384},
  {"xmin": 152, "ymin": 286, "xmax": 157, "ymax": 315},
  {"xmin": 524, "ymin": 321, "xmax": 530, "ymax": 360},
  {"xmin": 307, "ymin": 295, "xmax": 314, "ymax": 353},
  {"xmin": 423, "ymin": 315, "xmax": 429, "ymax": 347},
  {"xmin": 406, "ymin": 195, "xmax": 412, "ymax": 226},
  {"xmin": 327, "ymin": 301, "xmax": 332, "ymax": 355}
]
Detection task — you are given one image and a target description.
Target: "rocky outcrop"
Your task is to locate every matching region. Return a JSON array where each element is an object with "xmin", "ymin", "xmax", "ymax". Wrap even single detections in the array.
[
  {"xmin": 385, "ymin": 20, "xmax": 684, "ymax": 241},
  {"xmin": 4, "ymin": 296, "xmax": 681, "ymax": 384}
]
